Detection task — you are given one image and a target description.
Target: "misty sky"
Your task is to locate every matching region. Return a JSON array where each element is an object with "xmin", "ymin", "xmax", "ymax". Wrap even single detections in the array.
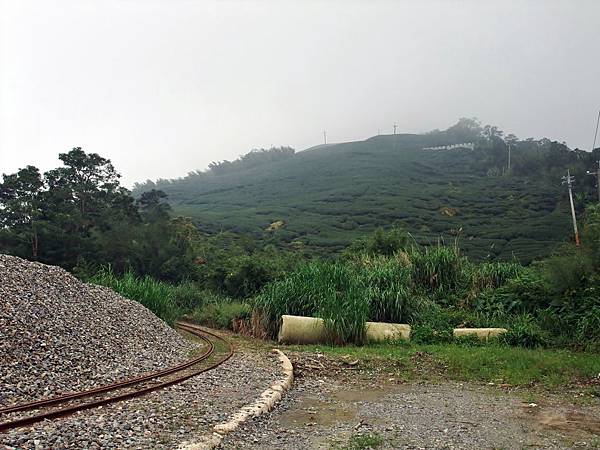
[{"xmin": 1, "ymin": 0, "xmax": 599, "ymax": 186}]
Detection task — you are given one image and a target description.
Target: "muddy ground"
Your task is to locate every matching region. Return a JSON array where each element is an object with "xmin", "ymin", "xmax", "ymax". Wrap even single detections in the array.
[{"xmin": 219, "ymin": 350, "xmax": 600, "ymax": 449}]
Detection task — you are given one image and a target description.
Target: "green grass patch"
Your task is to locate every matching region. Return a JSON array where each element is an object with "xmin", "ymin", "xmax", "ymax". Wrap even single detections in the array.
[
  {"xmin": 331, "ymin": 433, "xmax": 384, "ymax": 450},
  {"xmin": 290, "ymin": 342, "xmax": 600, "ymax": 388}
]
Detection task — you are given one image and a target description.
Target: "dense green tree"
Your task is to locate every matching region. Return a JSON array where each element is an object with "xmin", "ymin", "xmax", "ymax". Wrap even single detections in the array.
[{"xmin": 0, "ymin": 166, "xmax": 45, "ymax": 259}]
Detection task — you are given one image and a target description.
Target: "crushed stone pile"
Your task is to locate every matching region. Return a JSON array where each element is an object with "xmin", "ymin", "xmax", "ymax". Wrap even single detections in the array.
[{"xmin": 0, "ymin": 254, "xmax": 195, "ymax": 407}]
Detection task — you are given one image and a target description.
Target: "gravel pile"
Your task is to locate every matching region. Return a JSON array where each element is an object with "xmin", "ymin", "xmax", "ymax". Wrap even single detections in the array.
[{"xmin": 0, "ymin": 254, "xmax": 195, "ymax": 407}]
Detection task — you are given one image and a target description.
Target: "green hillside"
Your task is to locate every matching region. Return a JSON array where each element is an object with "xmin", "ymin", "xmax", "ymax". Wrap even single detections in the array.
[{"xmin": 134, "ymin": 120, "xmax": 599, "ymax": 263}]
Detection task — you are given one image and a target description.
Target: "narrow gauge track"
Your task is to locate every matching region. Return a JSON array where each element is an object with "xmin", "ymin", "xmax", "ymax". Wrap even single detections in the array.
[{"xmin": 0, "ymin": 322, "xmax": 233, "ymax": 432}]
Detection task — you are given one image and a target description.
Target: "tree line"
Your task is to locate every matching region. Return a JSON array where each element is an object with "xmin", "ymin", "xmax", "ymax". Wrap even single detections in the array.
[{"xmin": 0, "ymin": 148, "xmax": 197, "ymax": 282}]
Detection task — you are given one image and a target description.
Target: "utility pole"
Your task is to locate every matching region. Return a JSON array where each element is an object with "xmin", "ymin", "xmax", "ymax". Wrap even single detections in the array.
[
  {"xmin": 393, "ymin": 123, "xmax": 397, "ymax": 135},
  {"xmin": 591, "ymin": 109, "xmax": 600, "ymax": 154},
  {"xmin": 323, "ymin": 130, "xmax": 327, "ymax": 145},
  {"xmin": 562, "ymin": 169, "xmax": 580, "ymax": 246},
  {"xmin": 587, "ymin": 160, "xmax": 600, "ymax": 202}
]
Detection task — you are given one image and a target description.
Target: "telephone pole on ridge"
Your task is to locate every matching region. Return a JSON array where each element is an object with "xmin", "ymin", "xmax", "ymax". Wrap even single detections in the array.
[
  {"xmin": 323, "ymin": 130, "xmax": 327, "ymax": 145},
  {"xmin": 562, "ymin": 169, "xmax": 580, "ymax": 246}
]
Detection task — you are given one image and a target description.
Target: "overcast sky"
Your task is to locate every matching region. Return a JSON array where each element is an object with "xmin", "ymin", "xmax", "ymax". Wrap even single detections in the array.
[{"xmin": 1, "ymin": 0, "xmax": 599, "ymax": 186}]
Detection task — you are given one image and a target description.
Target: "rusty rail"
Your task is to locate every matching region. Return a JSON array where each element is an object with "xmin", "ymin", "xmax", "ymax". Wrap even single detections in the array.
[{"xmin": 0, "ymin": 323, "xmax": 233, "ymax": 432}]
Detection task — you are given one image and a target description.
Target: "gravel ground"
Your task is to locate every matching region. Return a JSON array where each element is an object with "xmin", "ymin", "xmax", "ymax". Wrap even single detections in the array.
[
  {"xmin": 1, "ymin": 348, "xmax": 281, "ymax": 449},
  {"xmin": 0, "ymin": 254, "xmax": 194, "ymax": 407},
  {"xmin": 219, "ymin": 353, "xmax": 600, "ymax": 450}
]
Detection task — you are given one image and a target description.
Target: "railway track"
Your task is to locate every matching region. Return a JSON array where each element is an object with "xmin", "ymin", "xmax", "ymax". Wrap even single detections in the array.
[{"xmin": 0, "ymin": 322, "xmax": 233, "ymax": 432}]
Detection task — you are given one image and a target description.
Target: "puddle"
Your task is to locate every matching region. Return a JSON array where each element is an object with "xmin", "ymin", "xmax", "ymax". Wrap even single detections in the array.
[
  {"xmin": 523, "ymin": 404, "xmax": 600, "ymax": 436},
  {"xmin": 332, "ymin": 383, "xmax": 407, "ymax": 402},
  {"xmin": 279, "ymin": 385, "xmax": 406, "ymax": 429},
  {"xmin": 279, "ymin": 397, "xmax": 356, "ymax": 428},
  {"xmin": 332, "ymin": 388, "xmax": 390, "ymax": 403}
]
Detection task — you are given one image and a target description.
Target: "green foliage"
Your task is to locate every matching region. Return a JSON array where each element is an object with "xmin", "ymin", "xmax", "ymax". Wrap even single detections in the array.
[
  {"xmin": 255, "ymin": 260, "xmax": 369, "ymax": 344},
  {"xmin": 542, "ymin": 248, "xmax": 594, "ymax": 294},
  {"xmin": 359, "ymin": 256, "xmax": 418, "ymax": 323},
  {"xmin": 501, "ymin": 314, "xmax": 548, "ymax": 348},
  {"xmin": 0, "ymin": 148, "xmax": 199, "ymax": 283},
  {"xmin": 583, "ymin": 204, "xmax": 600, "ymax": 265},
  {"xmin": 190, "ymin": 301, "xmax": 251, "ymax": 330},
  {"xmin": 472, "ymin": 261, "xmax": 523, "ymax": 291},
  {"xmin": 332, "ymin": 433, "xmax": 384, "ymax": 450},
  {"xmin": 411, "ymin": 324, "xmax": 454, "ymax": 344},
  {"xmin": 409, "ymin": 245, "xmax": 467, "ymax": 298},
  {"xmin": 475, "ymin": 269, "xmax": 550, "ymax": 316},
  {"xmin": 202, "ymin": 254, "xmax": 279, "ymax": 299},
  {"xmin": 345, "ymin": 227, "xmax": 409, "ymax": 257},
  {"xmin": 88, "ymin": 267, "xmax": 183, "ymax": 325},
  {"xmin": 576, "ymin": 306, "xmax": 600, "ymax": 352},
  {"xmin": 298, "ymin": 340, "xmax": 600, "ymax": 388}
]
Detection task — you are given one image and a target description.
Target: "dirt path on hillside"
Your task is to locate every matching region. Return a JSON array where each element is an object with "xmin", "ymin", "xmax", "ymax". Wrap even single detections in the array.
[{"xmin": 219, "ymin": 353, "xmax": 600, "ymax": 449}]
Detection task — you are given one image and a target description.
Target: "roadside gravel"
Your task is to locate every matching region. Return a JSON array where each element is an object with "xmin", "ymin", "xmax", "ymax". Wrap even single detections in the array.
[
  {"xmin": 0, "ymin": 254, "xmax": 195, "ymax": 407},
  {"xmin": 219, "ymin": 353, "xmax": 600, "ymax": 449},
  {"xmin": 1, "ymin": 348, "xmax": 281, "ymax": 449}
]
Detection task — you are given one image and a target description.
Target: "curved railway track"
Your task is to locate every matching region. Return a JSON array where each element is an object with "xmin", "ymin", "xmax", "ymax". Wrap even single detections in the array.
[{"xmin": 0, "ymin": 322, "xmax": 233, "ymax": 433}]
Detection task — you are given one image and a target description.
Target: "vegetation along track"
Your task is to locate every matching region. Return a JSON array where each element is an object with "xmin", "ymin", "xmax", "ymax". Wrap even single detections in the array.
[{"xmin": 0, "ymin": 322, "xmax": 233, "ymax": 432}]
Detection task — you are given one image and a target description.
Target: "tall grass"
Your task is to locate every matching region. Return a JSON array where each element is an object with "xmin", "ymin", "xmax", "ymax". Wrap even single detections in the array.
[
  {"xmin": 255, "ymin": 242, "xmax": 534, "ymax": 345},
  {"xmin": 88, "ymin": 267, "xmax": 187, "ymax": 325},
  {"xmin": 358, "ymin": 255, "xmax": 419, "ymax": 323},
  {"xmin": 255, "ymin": 261, "xmax": 370, "ymax": 344},
  {"xmin": 409, "ymin": 245, "xmax": 466, "ymax": 296}
]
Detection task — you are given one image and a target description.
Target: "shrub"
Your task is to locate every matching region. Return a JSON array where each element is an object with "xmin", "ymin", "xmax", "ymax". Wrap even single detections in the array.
[
  {"xmin": 475, "ymin": 269, "xmax": 550, "ymax": 315},
  {"xmin": 411, "ymin": 323, "xmax": 454, "ymax": 344},
  {"xmin": 576, "ymin": 307, "xmax": 600, "ymax": 352},
  {"xmin": 502, "ymin": 314, "xmax": 548, "ymax": 348},
  {"xmin": 542, "ymin": 248, "xmax": 593, "ymax": 294},
  {"xmin": 191, "ymin": 301, "xmax": 251, "ymax": 330},
  {"xmin": 199, "ymin": 250, "xmax": 297, "ymax": 299},
  {"xmin": 172, "ymin": 281, "xmax": 205, "ymax": 310},
  {"xmin": 346, "ymin": 227, "xmax": 410, "ymax": 257}
]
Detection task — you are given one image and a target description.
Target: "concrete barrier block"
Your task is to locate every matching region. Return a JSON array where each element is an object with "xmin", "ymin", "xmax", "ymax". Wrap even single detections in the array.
[{"xmin": 453, "ymin": 328, "xmax": 507, "ymax": 339}]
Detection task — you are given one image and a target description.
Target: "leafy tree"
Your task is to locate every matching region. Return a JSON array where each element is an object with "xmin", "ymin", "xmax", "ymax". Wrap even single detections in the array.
[{"xmin": 0, "ymin": 166, "xmax": 45, "ymax": 259}]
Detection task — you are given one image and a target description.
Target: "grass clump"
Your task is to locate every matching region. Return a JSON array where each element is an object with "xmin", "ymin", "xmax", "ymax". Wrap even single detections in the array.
[
  {"xmin": 255, "ymin": 261, "xmax": 369, "ymax": 344},
  {"xmin": 88, "ymin": 267, "xmax": 184, "ymax": 325},
  {"xmin": 190, "ymin": 300, "xmax": 251, "ymax": 330},
  {"xmin": 331, "ymin": 433, "xmax": 384, "ymax": 450}
]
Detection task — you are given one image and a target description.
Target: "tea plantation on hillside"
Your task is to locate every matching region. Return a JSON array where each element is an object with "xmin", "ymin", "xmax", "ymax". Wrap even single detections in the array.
[{"xmin": 136, "ymin": 121, "xmax": 599, "ymax": 262}]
